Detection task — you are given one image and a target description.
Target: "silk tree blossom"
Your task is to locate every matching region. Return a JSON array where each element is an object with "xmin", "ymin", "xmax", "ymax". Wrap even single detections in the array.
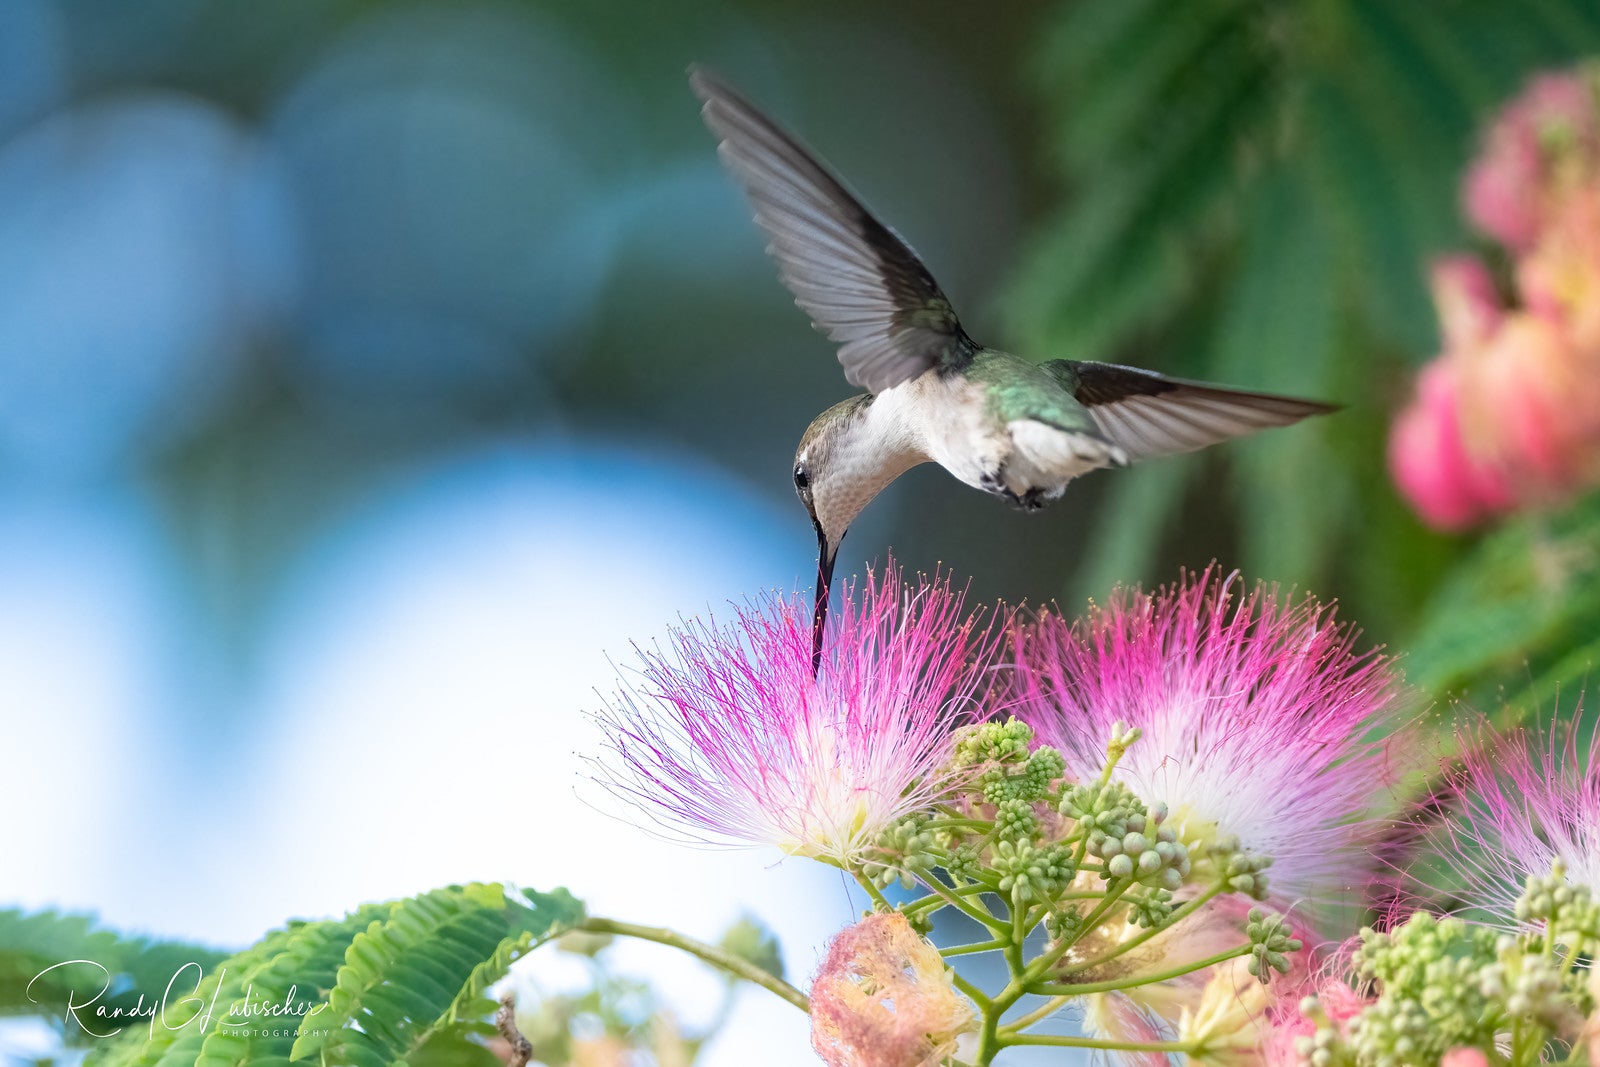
[
  {"xmin": 592, "ymin": 565, "xmax": 998, "ymax": 867},
  {"xmin": 1013, "ymin": 569, "xmax": 1405, "ymax": 914},
  {"xmin": 1392, "ymin": 67, "xmax": 1600, "ymax": 528},
  {"xmin": 810, "ymin": 911, "xmax": 976, "ymax": 1067},
  {"xmin": 1418, "ymin": 710, "xmax": 1600, "ymax": 924}
]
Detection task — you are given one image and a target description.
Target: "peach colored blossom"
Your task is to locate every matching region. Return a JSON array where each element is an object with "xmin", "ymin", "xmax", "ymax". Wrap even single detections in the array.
[{"xmin": 810, "ymin": 911, "xmax": 976, "ymax": 1067}]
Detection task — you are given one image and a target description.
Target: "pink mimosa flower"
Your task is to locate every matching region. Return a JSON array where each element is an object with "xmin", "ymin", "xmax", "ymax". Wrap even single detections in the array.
[
  {"xmin": 1421, "ymin": 710, "xmax": 1600, "ymax": 923},
  {"xmin": 1013, "ymin": 570, "xmax": 1404, "ymax": 915},
  {"xmin": 593, "ymin": 565, "xmax": 997, "ymax": 866},
  {"xmin": 1464, "ymin": 71, "xmax": 1600, "ymax": 250},
  {"xmin": 810, "ymin": 911, "xmax": 976, "ymax": 1067},
  {"xmin": 1432, "ymin": 256, "xmax": 1503, "ymax": 351},
  {"xmin": 1459, "ymin": 311, "xmax": 1586, "ymax": 494},
  {"xmin": 1389, "ymin": 360, "xmax": 1504, "ymax": 529},
  {"xmin": 1519, "ymin": 185, "xmax": 1600, "ymax": 354}
]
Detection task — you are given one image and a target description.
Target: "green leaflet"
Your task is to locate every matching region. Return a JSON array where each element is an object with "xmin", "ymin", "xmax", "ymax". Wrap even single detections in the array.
[
  {"xmin": 0, "ymin": 909, "xmax": 230, "ymax": 1039},
  {"xmin": 84, "ymin": 919, "xmax": 335, "ymax": 1067},
  {"xmin": 66, "ymin": 885, "xmax": 583, "ymax": 1067},
  {"xmin": 290, "ymin": 884, "xmax": 583, "ymax": 1066},
  {"xmin": 1403, "ymin": 493, "xmax": 1600, "ymax": 722}
]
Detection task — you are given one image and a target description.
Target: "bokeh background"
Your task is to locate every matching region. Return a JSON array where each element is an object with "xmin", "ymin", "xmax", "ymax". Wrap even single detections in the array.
[{"xmin": 6, "ymin": 0, "xmax": 1600, "ymax": 1064}]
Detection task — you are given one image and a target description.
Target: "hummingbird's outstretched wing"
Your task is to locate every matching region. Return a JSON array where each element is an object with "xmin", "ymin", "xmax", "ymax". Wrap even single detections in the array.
[
  {"xmin": 1045, "ymin": 360, "xmax": 1337, "ymax": 461},
  {"xmin": 690, "ymin": 67, "xmax": 977, "ymax": 394}
]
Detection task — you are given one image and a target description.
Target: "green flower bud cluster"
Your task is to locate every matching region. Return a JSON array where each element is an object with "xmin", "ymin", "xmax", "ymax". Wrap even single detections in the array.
[
  {"xmin": 992, "ymin": 839, "xmax": 1076, "ymax": 903},
  {"xmin": 1209, "ymin": 836, "xmax": 1272, "ymax": 899},
  {"xmin": 1126, "ymin": 887, "xmax": 1174, "ymax": 929},
  {"xmin": 1345, "ymin": 914, "xmax": 1503, "ymax": 1066},
  {"xmin": 1515, "ymin": 861, "xmax": 1600, "ymax": 949},
  {"xmin": 862, "ymin": 817, "xmax": 939, "ymax": 889},
  {"xmin": 993, "ymin": 798, "xmax": 1039, "ymax": 841},
  {"xmin": 1301, "ymin": 867, "xmax": 1600, "ymax": 1067},
  {"xmin": 1059, "ymin": 779, "xmax": 1145, "ymax": 835},
  {"xmin": 1088, "ymin": 812, "xmax": 1190, "ymax": 890},
  {"xmin": 945, "ymin": 843, "xmax": 982, "ymax": 882},
  {"xmin": 977, "ymin": 739, "xmax": 1065, "ymax": 807},
  {"xmin": 1480, "ymin": 943, "xmax": 1583, "ymax": 1031},
  {"xmin": 1043, "ymin": 907, "xmax": 1085, "ymax": 940},
  {"xmin": 950, "ymin": 718, "xmax": 1034, "ymax": 769},
  {"xmin": 1245, "ymin": 908, "xmax": 1302, "ymax": 984},
  {"xmin": 1296, "ymin": 997, "xmax": 1356, "ymax": 1067}
]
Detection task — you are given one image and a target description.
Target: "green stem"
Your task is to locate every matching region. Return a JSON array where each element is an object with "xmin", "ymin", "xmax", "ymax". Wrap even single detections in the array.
[
  {"xmin": 922, "ymin": 876, "xmax": 1009, "ymax": 935},
  {"xmin": 1025, "ymin": 944, "xmax": 1250, "ymax": 999},
  {"xmin": 1000, "ymin": 993, "xmax": 1073, "ymax": 1033},
  {"xmin": 972, "ymin": 882, "xmax": 1134, "ymax": 1066},
  {"xmin": 855, "ymin": 876, "xmax": 893, "ymax": 911},
  {"xmin": 578, "ymin": 918, "xmax": 810, "ymax": 1014},
  {"xmin": 1017, "ymin": 880, "xmax": 1133, "ymax": 985},
  {"xmin": 941, "ymin": 938, "xmax": 1008, "ymax": 958},
  {"xmin": 950, "ymin": 969, "xmax": 993, "ymax": 1011},
  {"xmin": 1057, "ymin": 883, "xmax": 1223, "ymax": 977},
  {"xmin": 902, "ymin": 882, "xmax": 989, "ymax": 918}
]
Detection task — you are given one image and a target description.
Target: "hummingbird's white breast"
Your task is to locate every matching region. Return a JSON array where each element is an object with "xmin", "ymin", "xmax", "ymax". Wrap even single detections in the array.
[{"xmin": 875, "ymin": 374, "xmax": 1119, "ymax": 501}]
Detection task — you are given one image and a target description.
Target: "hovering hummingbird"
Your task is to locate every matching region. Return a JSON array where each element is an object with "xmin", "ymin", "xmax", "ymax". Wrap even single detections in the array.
[{"xmin": 689, "ymin": 68, "xmax": 1336, "ymax": 671}]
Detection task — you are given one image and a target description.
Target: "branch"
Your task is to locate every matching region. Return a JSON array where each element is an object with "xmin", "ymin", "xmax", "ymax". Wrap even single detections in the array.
[{"xmin": 578, "ymin": 917, "xmax": 810, "ymax": 1013}]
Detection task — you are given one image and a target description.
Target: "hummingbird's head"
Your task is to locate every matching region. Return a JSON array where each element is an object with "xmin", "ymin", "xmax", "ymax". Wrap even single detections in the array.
[
  {"xmin": 794, "ymin": 396, "xmax": 876, "ymax": 673},
  {"xmin": 794, "ymin": 396, "xmax": 876, "ymax": 566}
]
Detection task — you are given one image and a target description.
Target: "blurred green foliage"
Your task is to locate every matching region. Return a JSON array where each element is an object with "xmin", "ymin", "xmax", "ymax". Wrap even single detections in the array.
[
  {"xmin": 1405, "ymin": 495, "xmax": 1600, "ymax": 726},
  {"xmin": 1008, "ymin": 0, "xmax": 1600, "ymax": 638},
  {"xmin": 0, "ymin": 889, "xmax": 784, "ymax": 1067},
  {"xmin": 0, "ymin": 909, "xmax": 228, "ymax": 1040}
]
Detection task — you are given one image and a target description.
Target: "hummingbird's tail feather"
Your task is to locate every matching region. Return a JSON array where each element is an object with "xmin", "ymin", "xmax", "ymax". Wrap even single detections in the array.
[{"xmin": 1048, "ymin": 359, "xmax": 1337, "ymax": 462}]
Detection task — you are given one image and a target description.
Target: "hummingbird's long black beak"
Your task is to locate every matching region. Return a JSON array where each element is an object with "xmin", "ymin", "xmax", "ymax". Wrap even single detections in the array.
[{"xmin": 811, "ymin": 529, "xmax": 837, "ymax": 678}]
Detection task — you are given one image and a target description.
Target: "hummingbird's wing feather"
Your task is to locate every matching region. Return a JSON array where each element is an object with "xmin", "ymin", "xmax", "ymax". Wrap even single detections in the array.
[
  {"xmin": 690, "ymin": 67, "xmax": 977, "ymax": 394},
  {"xmin": 1048, "ymin": 361, "xmax": 1337, "ymax": 461}
]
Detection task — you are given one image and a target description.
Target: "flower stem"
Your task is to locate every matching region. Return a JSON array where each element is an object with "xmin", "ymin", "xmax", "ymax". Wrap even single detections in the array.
[
  {"xmin": 855, "ymin": 876, "xmax": 893, "ymax": 911},
  {"xmin": 999, "ymin": 993, "xmax": 1073, "ymax": 1033},
  {"xmin": 921, "ymin": 875, "xmax": 1008, "ymax": 935},
  {"xmin": 577, "ymin": 917, "xmax": 810, "ymax": 1013},
  {"xmin": 1056, "ymin": 882, "xmax": 1223, "ymax": 976},
  {"xmin": 941, "ymin": 938, "xmax": 1008, "ymax": 957},
  {"xmin": 1017, "ymin": 879, "xmax": 1132, "ymax": 984},
  {"xmin": 1024, "ymin": 944, "xmax": 1250, "ymax": 998},
  {"xmin": 903, "ymin": 881, "xmax": 988, "ymax": 918},
  {"xmin": 950, "ymin": 969, "xmax": 994, "ymax": 1011}
]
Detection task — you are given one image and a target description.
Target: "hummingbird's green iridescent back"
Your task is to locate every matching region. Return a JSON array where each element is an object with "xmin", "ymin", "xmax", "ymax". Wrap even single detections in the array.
[{"xmin": 967, "ymin": 350, "xmax": 1100, "ymax": 437}]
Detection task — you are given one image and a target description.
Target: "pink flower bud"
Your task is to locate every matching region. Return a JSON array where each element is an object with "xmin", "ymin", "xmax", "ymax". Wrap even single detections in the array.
[
  {"xmin": 1430, "ymin": 256, "xmax": 1502, "ymax": 351},
  {"xmin": 1464, "ymin": 70, "xmax": 1600, "ymax": 250},
  {"xmin": 1461, "ymin": 312, "xmax": 1586, "ymax": 495},
  {"xmin": 1517, "ymin": 186, "xmax": 1600, "ymax": 350},
  {"xmin": 1441, "ymin": 1048, "xmax": 1491, "ymax": 1067},
  {"xmin": 1388, "ymin": 361, "xmax": 1493, "ymax": 529}
]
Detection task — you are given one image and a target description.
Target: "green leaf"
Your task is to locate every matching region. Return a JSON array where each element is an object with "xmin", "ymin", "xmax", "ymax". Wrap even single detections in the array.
[
  {"xmin": 84, "ymin": 916, "xmax": 369, "ymax": 1067},
  {"xmin": 1404, "ymin": 494, "xmax": 1600, "ymax": 712},
  {"xmin": 0, "ymin": 909, "xmax": 229, "ymax": 1039},
  {"xmin": 291, "ymin": 884, "xmax": 582, "ymax": 1065}
]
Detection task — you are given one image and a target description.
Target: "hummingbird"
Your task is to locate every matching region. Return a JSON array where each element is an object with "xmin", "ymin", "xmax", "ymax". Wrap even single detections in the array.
[{"xmin": 689, "ymin": 68, "xmax": 1337, "ymax": 672}]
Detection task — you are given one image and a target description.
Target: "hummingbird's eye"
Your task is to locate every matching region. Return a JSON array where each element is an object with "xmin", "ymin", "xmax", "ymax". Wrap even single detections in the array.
[{"xmin": 793, "ymin": 464, "xmax": 810, "ymax": 491}]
